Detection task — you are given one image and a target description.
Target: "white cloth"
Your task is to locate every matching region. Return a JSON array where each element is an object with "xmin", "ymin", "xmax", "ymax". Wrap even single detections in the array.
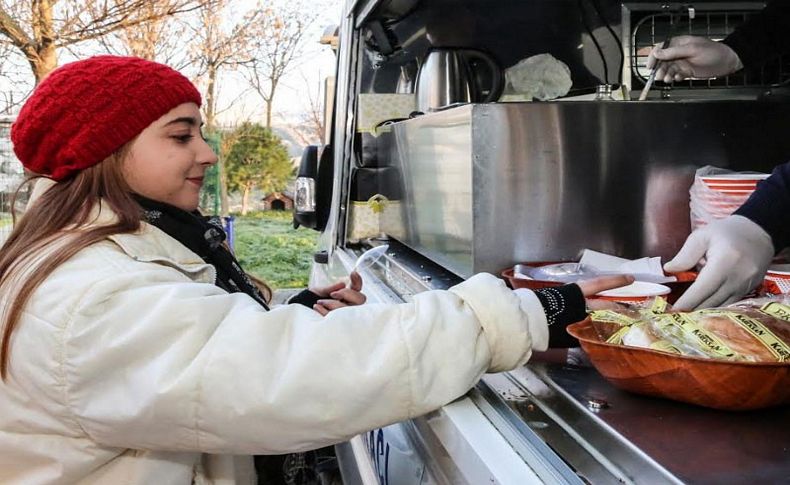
[{"xmin": 0, "ymin": 201, "xmax": 547, "ymax": 484}]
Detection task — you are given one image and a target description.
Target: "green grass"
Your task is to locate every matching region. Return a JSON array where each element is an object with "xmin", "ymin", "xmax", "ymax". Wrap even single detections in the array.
[{"xmin": 232, "ymin": 210, "xmax": 319, "ymax": 289}]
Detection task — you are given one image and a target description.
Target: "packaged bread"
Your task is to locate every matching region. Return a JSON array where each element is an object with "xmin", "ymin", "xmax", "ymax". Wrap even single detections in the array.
[{"xmin": 590, "ymin": 296, "xmax": 790, "ymax": 363}]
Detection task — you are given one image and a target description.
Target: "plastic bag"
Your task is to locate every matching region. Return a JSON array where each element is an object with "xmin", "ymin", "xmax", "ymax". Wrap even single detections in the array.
[
  {"xmin": 502, "ymin": 53, "xmax": 572, "ymax": 101},
  {"xmin": 590, "ymin": 295, "xmax": 790, "ymax": 362}
]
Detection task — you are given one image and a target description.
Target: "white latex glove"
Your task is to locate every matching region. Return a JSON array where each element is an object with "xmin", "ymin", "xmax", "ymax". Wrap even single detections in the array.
[
  {"xmin": 664, "ymin": 215, "xmax": 774, "ymax": 310},
  {"xmin": 646, "ymin": 35, "xmax": 743, "ymax": 83}
]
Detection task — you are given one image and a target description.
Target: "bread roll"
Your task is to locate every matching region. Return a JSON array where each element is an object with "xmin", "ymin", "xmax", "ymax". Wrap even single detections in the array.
[{"xmin": 590, "ymin": 298, "xmax": 790, "ymax": 362}]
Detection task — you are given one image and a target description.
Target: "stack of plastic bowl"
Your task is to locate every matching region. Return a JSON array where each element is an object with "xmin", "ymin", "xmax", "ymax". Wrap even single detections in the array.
[
  {"xmin": 764, "ymin": 264, "xmax": 790, "ymax": 295},
  {"xmin": 690, "ymin": 173, "xmax": 770, "ymax": 231}
]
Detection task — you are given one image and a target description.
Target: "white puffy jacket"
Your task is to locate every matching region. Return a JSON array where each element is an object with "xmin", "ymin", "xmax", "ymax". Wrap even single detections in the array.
[{"xmin": 0, "ymin": 203, "xmax": 548, "ymax": 484}]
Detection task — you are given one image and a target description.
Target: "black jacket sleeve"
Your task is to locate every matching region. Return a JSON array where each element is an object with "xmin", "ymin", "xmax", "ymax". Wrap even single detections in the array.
[
  {"xmin": 534, "ymin": 284, "xmax": 587, "ymax": 348},
  {"xmin": 734, "ymin": 161, "xmax": 790, "ymax": 253},
  {"xmin": 722, "ymin": 1, "xmax": 790, "ymax": 69},
  {"xmin": 287, "ymin": 289, "xmax": 322, "ymax": 308}
]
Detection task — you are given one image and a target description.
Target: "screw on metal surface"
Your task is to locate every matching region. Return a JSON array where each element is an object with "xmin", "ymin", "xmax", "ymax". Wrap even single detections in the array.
[
  {"xmin": 420, "ymin": 275, "xmax": 432, "ymax": 282},
  {"xmin": 587, "ymin": 398, "xmax": 609, "ymax": 411},
  {"xmin": 527, "ymin": 421, "xmax": 549, "ymax": 430}
]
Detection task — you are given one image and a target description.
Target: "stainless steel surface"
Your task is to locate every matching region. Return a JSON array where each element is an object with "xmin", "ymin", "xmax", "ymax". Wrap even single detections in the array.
[
  {"xmin": 415, "ymin": 48, "xmax": 501, "ymax": 112},
  {"xmin": 415, "ymin": 49, "xmax": 473, "ymax": 112},
  {"xmin": 327, "ymin": 4, "xmax": 360, "ymax": 254},
  {"xmin": 383, "ymin": 101, "xmax": 790, "ymax": 278},
  {"xmin": 352, "ymin": 0, "xmax": 382, "ymax": 26},
  {"xmin": 396, "ymin": 61, "xmax": 418, "ymax": 94},
  {"xmin": 350, "ymin": 240, "xmax": 790, "ymax": 483},
  {"xmin": 356, "ymin": 238, "xmax": 462, "ymax": 297},
  {"xmin": 386, "ymin": 106, "xmax": 475, "ymax": 275},
  {"xmin": 484, "ymin": 369, "xmax": 683, "ymax": 484},
  {"xmin": 468, "ymin": 383, "xmax": 587, "ymax": 484},
  {"xmin": 357, "ymin": 242, "xmax": 689, "ymax": 483},
  {"xmin": 507, "ymin": 362, "xmax": 790, "ymax": 485},
  {"xmin": 336, "ymin": 439, "xmax": 373, "ymax": 485},
  {"xmin": 405, "ymin": 417, "xmax": 472, "ymax": 485}
]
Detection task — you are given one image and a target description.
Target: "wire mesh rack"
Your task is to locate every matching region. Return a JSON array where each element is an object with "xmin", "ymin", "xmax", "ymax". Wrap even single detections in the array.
[{"xmin": 630, "ymin": 8, "xmax": 790, "ymax": 89}]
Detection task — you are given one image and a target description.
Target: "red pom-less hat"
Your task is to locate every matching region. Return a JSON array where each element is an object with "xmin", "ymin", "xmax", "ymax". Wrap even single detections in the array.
[{"xmin": 11, "ymin": 55, "xmax": 202, "ymax": 181}]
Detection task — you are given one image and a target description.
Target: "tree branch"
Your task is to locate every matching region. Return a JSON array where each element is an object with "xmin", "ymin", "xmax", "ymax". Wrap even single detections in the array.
[
  {"xmin": 0, "ymin": 6, "xmax": 35, "ymax": 57},
  {"xmin": 57, "ymin": 0, "xmax": 209, "ymax": 47}
]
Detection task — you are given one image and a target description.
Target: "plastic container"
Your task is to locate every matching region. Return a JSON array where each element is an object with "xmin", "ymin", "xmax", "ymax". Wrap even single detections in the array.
[
  {"xmin": 500, "ymin": 261, "xmax": 568, "ymax": 290},
  {"xmin": 501, "ymin": 263, "xmax": 697, "ymax": 304}
]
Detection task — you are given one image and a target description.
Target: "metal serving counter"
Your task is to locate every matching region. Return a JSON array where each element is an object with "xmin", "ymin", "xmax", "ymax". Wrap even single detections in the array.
[
  {"xmin": 486, "ymin": 364, "xmax": 790, "ymax": 484},
  {"xmin": 350, "ymin": 240, "xmax": 790, "ymax": 484},
  {"xmin": 382, "ymin": 101, "xmax": 790, "ymax": 278}
]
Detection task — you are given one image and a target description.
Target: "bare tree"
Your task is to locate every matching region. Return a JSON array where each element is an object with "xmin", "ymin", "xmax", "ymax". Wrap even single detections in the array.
[
  {"xmin": 243, "ymin": 0, "xmax": 317, "ymax": 128},
  {"xmin": 0, "ymin": 38, "xmax": 23, "ymax": 113},
  {"xmin": 0, "ymin": 0, "xmax": 210, "ymax": 83},
  {"xmin": 94, "ymin": 4, "xmax": 192, "ymax": 68},
  {"xmin": 189, "ymin": 0, "xmax": 261, "ymax": 129},
  {"xmin": 289, "ymin": 72, "xmax": 325, "ymax": 146},
  {"xmin": 188, "ymin": 0, "xmax": 262, "ymax": 215}
]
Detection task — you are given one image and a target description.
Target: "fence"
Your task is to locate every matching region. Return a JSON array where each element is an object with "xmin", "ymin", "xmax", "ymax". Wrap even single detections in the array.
[{"xmin": 0, "ymin": 116, "xmax": 26, "ymax": 243}]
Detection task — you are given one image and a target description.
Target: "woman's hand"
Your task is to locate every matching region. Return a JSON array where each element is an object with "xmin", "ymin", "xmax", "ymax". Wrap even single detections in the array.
[
  {"xmin": 311, "ymin": 271, "xmax": 367, "ymax": 315},
  {"xmin": 577, "ymin": 274, "xmax": 635, "ymax": 311}
]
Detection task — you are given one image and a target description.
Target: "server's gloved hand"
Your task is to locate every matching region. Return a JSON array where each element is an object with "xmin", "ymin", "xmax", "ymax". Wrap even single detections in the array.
[
  {"xmin": 664, "ymin": 215, "xmax": 774, "ymax": 310},
  {"xmin": 647, "ymin": 35, "xmax": 743, "ymax": 83}
]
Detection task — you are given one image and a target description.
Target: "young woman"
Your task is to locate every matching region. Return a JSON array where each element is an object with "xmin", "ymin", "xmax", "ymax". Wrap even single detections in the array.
[{"xmin": 0, "ymin": 56, "xmax": 629, "ymax": 484}]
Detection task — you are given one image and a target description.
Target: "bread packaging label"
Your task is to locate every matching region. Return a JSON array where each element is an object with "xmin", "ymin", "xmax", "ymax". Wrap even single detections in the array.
[{"xmin": 590, "ymin": 298, "xmax": 790, "ymax": 362}]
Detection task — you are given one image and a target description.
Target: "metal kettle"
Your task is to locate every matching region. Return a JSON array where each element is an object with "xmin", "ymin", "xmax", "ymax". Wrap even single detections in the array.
[{"xmin": 415, "ymin": 48, "xmax": 503, "ymax": 112}]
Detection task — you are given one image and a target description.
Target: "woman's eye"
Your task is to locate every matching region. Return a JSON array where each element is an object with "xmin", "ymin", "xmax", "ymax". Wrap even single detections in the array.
[{"xmin": 172, "ymin": 134, "xmax": 194, "ymax": 144}]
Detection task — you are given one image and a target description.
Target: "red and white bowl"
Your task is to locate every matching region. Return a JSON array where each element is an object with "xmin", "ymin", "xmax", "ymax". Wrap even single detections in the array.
[
  {"xmin": 691, "ymin": 173, "xmax": 769, "ymax": 230},
  {"xmin": 764, "ymin": 264, "xmax": 790, "ymax": 295}
]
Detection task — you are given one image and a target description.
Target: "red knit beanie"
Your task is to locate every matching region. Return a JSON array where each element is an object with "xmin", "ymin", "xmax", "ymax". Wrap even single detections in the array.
[{"xmin": 11, "ymin": 55, "xmax": 202, "ymax": 181}]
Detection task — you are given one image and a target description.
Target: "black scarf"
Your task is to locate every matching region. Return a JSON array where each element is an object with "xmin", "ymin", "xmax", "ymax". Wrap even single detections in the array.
[{"xmin": 135, "ymin": 196, "xmax": 269, "ymax": 310}]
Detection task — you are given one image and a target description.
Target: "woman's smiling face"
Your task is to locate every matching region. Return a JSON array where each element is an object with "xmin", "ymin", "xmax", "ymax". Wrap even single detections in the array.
[{"xmin": 123, "ymin": 103, "xmax": 217, "ymax": 211}]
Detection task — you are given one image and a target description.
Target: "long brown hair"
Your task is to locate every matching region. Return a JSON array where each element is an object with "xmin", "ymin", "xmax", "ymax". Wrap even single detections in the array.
[
  {"xmin": 0, "ymin": 147, "xmax": 273, "ymax": 379},
  {"xmin": 0, "ymin": 148, "xmax": 140, "ymax": 378}
]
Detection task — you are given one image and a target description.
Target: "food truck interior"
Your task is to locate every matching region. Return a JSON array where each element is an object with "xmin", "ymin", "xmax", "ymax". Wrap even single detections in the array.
[{"xmin": 294, "ymin": 1, "xmax": 790, "ymax": 483}]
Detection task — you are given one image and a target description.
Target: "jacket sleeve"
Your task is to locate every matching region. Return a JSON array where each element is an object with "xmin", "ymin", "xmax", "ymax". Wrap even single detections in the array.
[
  {"xmin": 722, "ymin": 1, "xmax": 790, "ymax": 69},
  {"xmin": 734, "ymin": 161, "xmax": 790, "ymax": 252},
  {"xmin": 62, "ymin": 267, "xmax": 546, "ymax": 455}
]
